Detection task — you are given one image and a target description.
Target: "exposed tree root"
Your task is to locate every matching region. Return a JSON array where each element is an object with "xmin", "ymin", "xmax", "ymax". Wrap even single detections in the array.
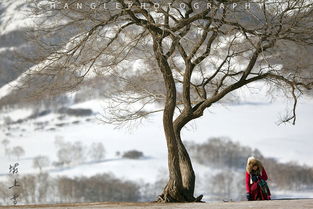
[{"xmin": 156, "ymin": 193, "xmax": 204, "ymax": 203}]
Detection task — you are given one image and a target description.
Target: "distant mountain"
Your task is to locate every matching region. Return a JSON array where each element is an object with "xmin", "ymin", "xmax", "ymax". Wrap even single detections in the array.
[
  {"xmin": 0, "ymin": 0, "xmax": 81, "ymax": 88},
  {"xmin": 0, "ymin": 1, "xmax": 31, "ymax": 87}
]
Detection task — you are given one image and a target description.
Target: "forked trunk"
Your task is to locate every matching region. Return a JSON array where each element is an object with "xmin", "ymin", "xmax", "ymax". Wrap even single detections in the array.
[
  {"xmin": 153, "ymin": 37, "xmax": 185, "ymax": 202},
  {"xmin": 165, "ymin": 114, "xmax": 204, "ymax": 202},
  {"xmin": 158, "ymin": 129, "xmax": 203, "ymax": 202},
  {"xmin": 159, "ymin": 100, "xmax": 185, "ymax": 202},
  {"xmin": 153, "ymin": 37, "xmax": 201, "ymax": 202},
  {"xmin": 158, "ymin": 116, "xmax": 202, "ymax": 202}
]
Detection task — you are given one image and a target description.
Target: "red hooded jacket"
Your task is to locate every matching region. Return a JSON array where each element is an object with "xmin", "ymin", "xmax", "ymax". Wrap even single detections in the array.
[{"xmin": 245, "ymin": 168, "xmax": 268, "ymax": 193}]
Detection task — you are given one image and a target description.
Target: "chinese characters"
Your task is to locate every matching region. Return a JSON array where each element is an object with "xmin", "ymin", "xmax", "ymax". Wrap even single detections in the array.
[{"xmin": 9, "ymin": 163, "xmax": 20, "ymax": 205}]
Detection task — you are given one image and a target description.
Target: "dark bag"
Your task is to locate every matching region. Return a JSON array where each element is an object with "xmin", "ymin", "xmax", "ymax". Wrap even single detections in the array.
[
  {"xmin": 251, "ymin": 174, "xmax": 259, "ymax": 182},
  {"xmin": 258, "ymin": 179, "xmax": 270, "ymax": 196}
]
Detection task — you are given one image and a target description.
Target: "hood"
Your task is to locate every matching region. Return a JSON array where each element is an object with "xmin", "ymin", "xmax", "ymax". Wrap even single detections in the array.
[{"xmin": 246, "ymin": 157, "xmax": 263, "ymax": 174}]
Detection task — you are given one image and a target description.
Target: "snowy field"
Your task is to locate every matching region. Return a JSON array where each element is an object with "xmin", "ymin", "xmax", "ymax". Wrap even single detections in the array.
[{"xmin": 1, "ymin": 97, "xmax": 313, "ymax": 183}]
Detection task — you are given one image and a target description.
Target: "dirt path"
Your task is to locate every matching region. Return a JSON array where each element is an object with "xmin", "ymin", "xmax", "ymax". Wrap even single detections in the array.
[{"xmin": 1, "ymin": 199, "xmax": 313, "ymax": 209}]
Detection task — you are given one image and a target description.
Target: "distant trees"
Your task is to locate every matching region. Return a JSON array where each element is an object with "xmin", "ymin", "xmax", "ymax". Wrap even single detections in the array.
[
  {"xmin": 188, "ymin": 138, "xmax": 263, "ymax": 169},
  {"xmin": 2, "ymin": 140, "xmax": 26, "ymax": 160},
  {"xmin": 0, "ymin": 173, "xmax": 141, "ymax": 205},
  {"xmin": 263, "ymin": 158, "xmax": 313, "ymax": 191},
  {"xmin": 10, "ymin": 146, "xmax": 25, "ymax": 160},
  {"xmin": 71, "ymin": 141, "xmax": 85, "ymax": 165},
  {"xmin": 0, "ymin": 136, "xmax": 312, "ymax": 204},
  {"xmin": 32, "ymin": 156, "xmax": 50, "ymax": 172},
  {"xmin": 19, "ymin": 175, "xmax": 37, "ymax": 204},
  {"xmin": 122, "ymin": 150, "xmax": 144, "ymax": 159},
  {"xmin": 189, "ymin": 137, "xmax": 313, "ymax": 198},
  {"xmin": 1, "ymin": 139, "xmax": 10, "ymax": 157},
  {"xmin": 54, "ymin": 138, "xmax": 85, "ymax": 166},
  {"xmin": 141, "ymin": 169, "xmax": 168, "ymax": 201},
  {"xmin": 55, "ymin": 142, "xmax": 73, "ymax": 167},
  {"xmin": 71, "ymin": 174, "xmax": 140, "ymax": 202},
  {"xmin": 0, "ymin": 181, "xmax": 9, "ymax": 204},
  {"xmin": 115, "ymin": 151, "xmax": 121, "ymax": 157},
  {"xmin": 207, "ymin": 170, "xmax": 245, "ymax": 201},
  {"xmin": 88, "ymin": 142, "xmax": 106, "ymax": 162},
  {"xmin": 54, "ymin": 137, "xmax": 108, "ymax": 166},
  {"xmin": 210, "ymin": 171, "xmax": 234, "ymax": 200}
]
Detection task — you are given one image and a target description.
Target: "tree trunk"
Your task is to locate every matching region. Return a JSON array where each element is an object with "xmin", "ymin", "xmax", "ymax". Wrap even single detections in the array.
[
  {"xmin": 152, "ymin": 36, "xmax": 202, "ymax": 203},
  {"xmin": 160, "ymin": 102, "xmax": 186, "ymax": 202},
  {"xmin": 158, "ymin": 124, "xmax": 203, "ymax": 202},
  {"xmin": 176, "ymin": 131, "xmax": 196, "ymax": 201},
  {"xmin": 152, "ymin": 37, "xmax": 186, "ymax": 202},
  {"xmin": 174, "ymin": 112, "xmax": 203, "ymax": 202}
]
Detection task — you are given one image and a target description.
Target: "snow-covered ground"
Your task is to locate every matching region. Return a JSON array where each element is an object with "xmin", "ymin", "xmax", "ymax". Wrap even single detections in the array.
[
  {"xmin": 272, "ymin": 190, "xmax": 313, "ymax": 200},
  {"xmin": 1, "ymin": 97, "xmax": 313, "ymax": 179}
]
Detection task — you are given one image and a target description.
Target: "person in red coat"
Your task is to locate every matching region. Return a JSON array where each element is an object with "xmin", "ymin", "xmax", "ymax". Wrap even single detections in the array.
[{"xmin": 245, "ymin": 157, "xmax": 271, "ymax": 201}]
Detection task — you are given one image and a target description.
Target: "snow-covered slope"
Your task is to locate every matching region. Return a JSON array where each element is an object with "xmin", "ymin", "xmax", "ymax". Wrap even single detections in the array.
[
  {"xmin": 0, "ymin": 0, "xmax": 81, "ymax": 89},
  {"xmin": 0, "ymin": 0, "xmax": 33, "ymax": 87},
  {"xmin": 0, "ymin": 94, "xmax": 313, "ymax": 202},
  {"xmin": 1, "ymin": 98, "xmax": 313, "ymax": 173},
  {"xmin": 0, "ymin": 0, "xmax": 32, "ymax": 35}
]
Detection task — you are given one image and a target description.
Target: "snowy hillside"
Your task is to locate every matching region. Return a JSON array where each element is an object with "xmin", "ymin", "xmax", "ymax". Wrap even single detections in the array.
[
  {"xmin": 0, "ymin": 1, "xmax": 32, "ymax": 34},
  {"xmin": 1, "ymin": 97, "xmax": 313, "ymax": 172},
  {"xmin": 1, "ymin": 97, "xmax": 313, "ymax": 202},
  {"xmin": 0, "ymin": 0, "xmax": 80, "ymax": 89},
  {"xmin": 0, "ymin": 0, "xmax": 33, "ymax": 87}
]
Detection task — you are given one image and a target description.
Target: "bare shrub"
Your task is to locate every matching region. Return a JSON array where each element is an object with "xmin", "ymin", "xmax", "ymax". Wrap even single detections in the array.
[
  {"xmin": 57, "ymin": 108, "xmax": 93, "ymax": 117},
  {"xmin": 122, "ymin": 150, "xmax": 144, "ymax": 159}
]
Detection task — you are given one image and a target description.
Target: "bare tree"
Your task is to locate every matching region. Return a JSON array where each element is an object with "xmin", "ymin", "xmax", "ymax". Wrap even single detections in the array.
[
  {"xmin": 1, "ymin": 139, "xmax": 10, "ymax": 157},
  {"xmin": 21, "ymin": 0, "xmax": 313, "ymax": 202},
  {"xmin": 54, "ymin": 139, "xmax": 86, "ymax": 166},
  {"xmin": 10, "ymin": 146, "xmax": 25, "ymax": 160},
  {"xmin": 71, "ymin": 141, "xmax": 85, "ymax": 165},
  {"xmin": 88, "ymin": 142, "xmax": 106, "ymax": 162},
  {"xmin": 32, "ymin": 155, "xmax": 50, "ymax": 172}
]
